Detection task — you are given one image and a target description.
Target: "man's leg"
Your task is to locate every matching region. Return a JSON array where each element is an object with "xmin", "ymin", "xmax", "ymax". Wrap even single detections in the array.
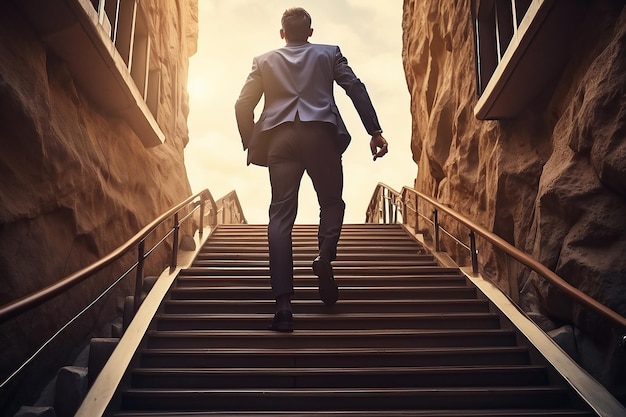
[
  {"xmin": 267, "ymin": 123, "xmax": 304, "ymax": 324},
  {"xmin": 302, "ymin": 123, "xmax": 345, "ymax": 261},
  {"xmin": 301, "ymin": 122, "xmax": 344, "ymax": 305}
]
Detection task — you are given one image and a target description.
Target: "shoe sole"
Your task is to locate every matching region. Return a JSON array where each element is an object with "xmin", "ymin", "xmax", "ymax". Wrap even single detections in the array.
[
  {"xmin": 268, "ymin": 322, "xmax": 293, "ymax": 332},
  {"xmin": 313, "ymin": 259, "xmax": 338, "ymax": 306},
  {"xmin": 269, "ymin": 311, "xmax": 293, "ymax": 332}
]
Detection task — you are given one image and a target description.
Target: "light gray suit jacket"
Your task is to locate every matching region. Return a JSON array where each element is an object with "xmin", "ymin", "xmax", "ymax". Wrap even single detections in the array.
[{"xmin": 235, "ymin": 41, "xmax": 381, "ymax": 166}]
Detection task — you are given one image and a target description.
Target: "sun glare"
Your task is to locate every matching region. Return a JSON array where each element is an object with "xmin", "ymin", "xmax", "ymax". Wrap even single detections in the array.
[{"xmin": 187, "ymin": 77, "xmax": 209, "ymax": 100}]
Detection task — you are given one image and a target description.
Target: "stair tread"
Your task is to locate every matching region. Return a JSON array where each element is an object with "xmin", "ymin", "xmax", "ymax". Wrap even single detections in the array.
[
  {"xmin": 171, "ymin": 285, "xmax": 471, "ymax": 289},
  {"xmin": 147, "ymin": 328, "xmax": 515, "ymax": 336},
  {"xmin": 182, "ymin": 266, "xmax": 461, "ymax": 274},
  {"xmin": 162, "ymin": 298, "xmax": 488, "ymax": 304},
  {"xmin": 120, "ymin": 386, "xmax": 574, "ymax": 410},
  {"xmin": 161, "ymin": 298, "xmax": 492, "ymax": 314},
  {"xmin": 155, "ymin": 312, "xmax": 499, "ymax": 319},
  {"xmin": 114, "ymin": 410, "xmax": 595, "ymax": 417},
  {"xmin": 169, "ymin": 286, "xmax": 475, "ymax": 293},
  {"xmin": 123, "ymin": 386, "xmax": 571, "ymax": 394},
  {"xmin": 142, "ymin": 346, "xmax": 528, "ymax": 356},
  {"xmin": 133, "ymin": 365, "xmax": 547, "ymax": 374}
]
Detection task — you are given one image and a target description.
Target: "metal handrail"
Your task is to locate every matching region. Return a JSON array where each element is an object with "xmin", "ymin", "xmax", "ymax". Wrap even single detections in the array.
[
  {"xmin": 0, "ymin": 189, "xmax": 217, "ymax": 323},
  {"xmin": 367, "ymin": 182, "xmax": 626, "ymax": 336}
]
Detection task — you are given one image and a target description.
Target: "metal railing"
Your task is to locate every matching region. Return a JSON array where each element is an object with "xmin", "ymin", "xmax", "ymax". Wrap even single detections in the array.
[
  {"xmin": 216, "ymin": 190, "xmax": 248, "ymax": 225},
  {"xmin": 0, "ymin": 188, "xmax": 219, "ymax": 390},
  {"xmin": 366, "ymin": 182, "xmax": 626, "ymax": 340},
  {"xmin": 365, "ymin": 182, "xmax": 403, "ymax": 225}
]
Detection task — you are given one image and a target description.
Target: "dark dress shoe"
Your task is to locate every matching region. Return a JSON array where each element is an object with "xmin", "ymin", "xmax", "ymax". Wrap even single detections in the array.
[
  {"xmin": 312, "ymin": 256, "xmax": 338, "ymax": 306},
  {"xmin": 268, "ymin": 310, "xmax": 293, "ymax": 332}
]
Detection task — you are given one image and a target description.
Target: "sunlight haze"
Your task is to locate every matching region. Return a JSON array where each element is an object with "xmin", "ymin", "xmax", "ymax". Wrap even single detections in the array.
[{"xmin": 185, "ymin": 0, "xmax": 415, "ymax": 224}]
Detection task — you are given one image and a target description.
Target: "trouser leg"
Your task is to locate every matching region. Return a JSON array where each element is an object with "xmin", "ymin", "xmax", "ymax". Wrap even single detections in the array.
[
  {"xmin": 301, "ymin": 124, "xmax": 345, "ymax": 261},
  {"xmin": 267, "ymin": 124, "xmax": 304, "ymax": 299}
]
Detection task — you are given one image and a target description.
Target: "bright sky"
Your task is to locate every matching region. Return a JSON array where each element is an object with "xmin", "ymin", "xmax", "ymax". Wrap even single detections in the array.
[{"xmin": 184, "ymin": 0, "xmax": 416, "ymax": 224}]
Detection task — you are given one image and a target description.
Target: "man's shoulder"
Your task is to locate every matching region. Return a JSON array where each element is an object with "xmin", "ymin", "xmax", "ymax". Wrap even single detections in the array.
[
  {"xmin": 257, "ymin": 42, "xmax": 338, "ymax": 55},
  {"xmin": 308, "ymin": 43, "xmax": 339, "ymax": 52},
  {"xmin": 253, "ymin": 43, "xmax": 341, "ymax": 65}
]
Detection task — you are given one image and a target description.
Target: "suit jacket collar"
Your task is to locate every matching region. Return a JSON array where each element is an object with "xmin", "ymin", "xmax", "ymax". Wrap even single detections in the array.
[{"xmin": 285, "ymin": 41, "xmax": 309, "ymax": 47}]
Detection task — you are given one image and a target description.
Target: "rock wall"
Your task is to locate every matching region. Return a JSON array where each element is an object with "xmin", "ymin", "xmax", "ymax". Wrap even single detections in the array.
[
  {"xmin": 402, "ymin": 0, "xmax": 626, "ymax": 399},
  {"xmin": 0, "ymin": 0, "xmax": 198, "ymax": 411}
]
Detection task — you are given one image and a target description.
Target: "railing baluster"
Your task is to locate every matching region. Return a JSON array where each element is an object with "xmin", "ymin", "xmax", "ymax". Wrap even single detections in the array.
[
  {"xmin": 469, "ymin": 230, "xmax": 478, "ymax": 275},
  {"xmin": 382, "ymin": 189, "xmax": 388, "ymax": 224},
  {"xmin": 433, "ymin": 209, "xmax": 440, "ymax": 252},
  {"xmin": 134, "ymin": 240, "xmax": 145, "ymax": 313},
  {"xmin": 171, "ymin": 213, "xmax": 180, "ymax": 270},
  {"xmin": 413, "ymin": 191, "xmax": 418, "ymax": 230},
  {"xmin": 506, "ymin": 254, "xmax": 520, "ymax": 304},
  {"xmin": 199, "ymin": 199, "xmax": 205, "ymax": 236}
]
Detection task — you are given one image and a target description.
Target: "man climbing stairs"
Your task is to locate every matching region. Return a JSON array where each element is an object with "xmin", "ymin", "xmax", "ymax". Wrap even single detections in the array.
[{"xmin": 111, "ymin": 223, "xmax": 595, "ymax": 416}]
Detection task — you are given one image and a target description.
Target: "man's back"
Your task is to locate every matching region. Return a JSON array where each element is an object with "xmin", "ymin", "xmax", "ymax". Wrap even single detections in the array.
[
  {"xmin": 236, "ymin": 39, "xmax": 380, "ymax": 164},
  {"xmin": 247, "ymin": 42, "xmax": 341, "ymax": 133}
]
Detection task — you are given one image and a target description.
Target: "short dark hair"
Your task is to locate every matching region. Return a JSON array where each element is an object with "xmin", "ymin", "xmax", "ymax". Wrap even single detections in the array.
[{"xmin": 281, "ymin": 7, "xmax": 311, "ymax": 42}]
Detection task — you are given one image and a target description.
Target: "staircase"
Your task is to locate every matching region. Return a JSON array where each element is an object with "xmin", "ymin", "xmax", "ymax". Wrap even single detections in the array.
[{"xmin": 112, "ymin": 223, "xmax": 595, "ymax": 416}]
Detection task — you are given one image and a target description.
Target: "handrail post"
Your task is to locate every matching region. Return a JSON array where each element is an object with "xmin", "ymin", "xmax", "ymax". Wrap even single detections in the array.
[
  {"xmin": 506, "ymin": 255, "xmax": 520, "ymax": 304},
  {"xmin": 199, "ymin": 198, "xmax": 205, "ymax": 237},
  {"xmin": 170, "ymin": 213, "xmax": 180, "ymax": 270},
  {"xmin": 413, "ymin": 192, "xmax": 418, "ymax": 230},
  {"xmin": 469, "ymin": 231, "xmax": 479, "ymax": 275},
  {"xmin": 401, "ymin": 190, "xmax": 407, "ymax": 226},
  {"xmin": 386, "ymin": 189, "xmax": 391, "ymax": 224},
  {"xmin": 134, "ymin": 240, "xmax": 145, "ymax": 313},
  {"xmin": 382, "ymin": 189, "xmax": 388, "ymax": 224},
  {"xmin": 433, "ymin": 209, "xmax": 440, "ymax": 252}
]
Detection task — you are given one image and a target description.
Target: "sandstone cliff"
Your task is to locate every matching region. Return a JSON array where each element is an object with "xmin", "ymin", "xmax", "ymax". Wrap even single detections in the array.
[
  {"xmin": 402, "ymin": 0, "xmax": 626, "ymax": 398},
  {"xmin": 0, "ymin": 0, "xmax": 198, "ymax": 410}
]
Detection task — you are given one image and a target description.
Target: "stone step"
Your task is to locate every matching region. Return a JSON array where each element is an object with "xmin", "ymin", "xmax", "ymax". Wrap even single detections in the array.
[
  {"xmin": 119, "ymin": 386, "xmax": 574, "ymax": 412},
  {"xmin": 138, "ymin": 346, "xmax": 533, "ymax": 368},
  {"xmin": 153, "ymin": 312, "xmax": 502, "ymax": 331},
  {"xmin": 161, "ymin": 298, "xmax": 491, "ymax": 315},
  {"xmin": 167, "ymin": 286, "xmax": 478, "ymax": 301},
  {"xmin": 144, "ymin": 329, "xmax": 519, "ymax": 350},
  {"xmin": 180, "ymin": 265, "xmax": 463, "ymax": 276},
  {"xmin": 174, "ymin": 274, "xmax": 468, "ymax": 288},
  {"xmin": 129, "ymin": 365, "xmax": 549, "ymax": 389},
  {"xmin": 114, "ymin": 410, "xmax": 595, "ymax": 417}
]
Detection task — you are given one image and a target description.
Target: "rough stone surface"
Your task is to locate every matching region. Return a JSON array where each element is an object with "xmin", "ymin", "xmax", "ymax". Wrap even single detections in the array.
[
  {"xmin": 14, "ymin": 407, "xmax": 56, "ymax": 417},
  {"xmin": 53, "ymin": 367, "xmax": 87, "ymax": 417},
  {"xmin": 402, "ymin": 0, "xmax": 626, "ymax": 399},
  {"xmin": 87, "ymin": 338, "xmax": 120, "ymax": 390},
  {"xmin": 0, "ymin": 0, "xmax": 198, "ymax": 413},
  {"xmin": 180, "ymin": 234, "xmax": 197, "ymax": 251}
]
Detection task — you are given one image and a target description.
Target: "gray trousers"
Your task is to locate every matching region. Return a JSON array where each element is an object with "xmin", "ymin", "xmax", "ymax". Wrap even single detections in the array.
[{"xmin": 266, "ymin": 118, "xmax": 345, "ymax": 299}]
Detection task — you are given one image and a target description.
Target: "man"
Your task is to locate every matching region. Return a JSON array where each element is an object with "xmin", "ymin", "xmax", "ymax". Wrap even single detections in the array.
[{"xmin": 235, "ymin": 7, "xmax": 388, "ymax": 332}]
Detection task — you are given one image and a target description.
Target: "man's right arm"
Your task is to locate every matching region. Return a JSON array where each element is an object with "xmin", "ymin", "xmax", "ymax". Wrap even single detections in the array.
[
  {"xmin": 333, "ymin": 47, "xmax": 388, "ymax": 161},
  {"xmin": 370, "ymin": 131, "xmax": 388, "ymax": 161},
  {"xmin": 235, "ymin": 58, "xmax": 263, "ymax": 149}
]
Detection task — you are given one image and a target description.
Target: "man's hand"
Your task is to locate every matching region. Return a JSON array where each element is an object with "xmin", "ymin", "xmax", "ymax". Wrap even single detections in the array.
[{"xmin": 370, "ymin": 134, "xmax": 388, "ymax": 161}]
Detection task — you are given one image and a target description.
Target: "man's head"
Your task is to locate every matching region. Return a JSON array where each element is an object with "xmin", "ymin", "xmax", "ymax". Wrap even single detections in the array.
[{"xmin": 280, "ymin": 7, "xmax": 313, "ymax": 42}]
